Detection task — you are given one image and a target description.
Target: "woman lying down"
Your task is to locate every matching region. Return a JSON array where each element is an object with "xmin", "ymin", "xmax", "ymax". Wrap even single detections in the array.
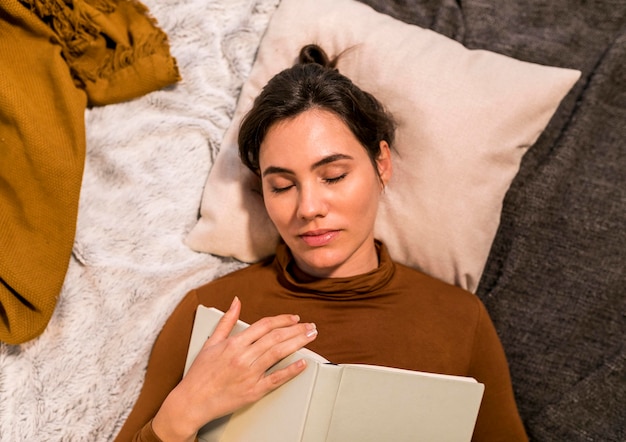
[{"xmin": 115, "ymin": 44, "xmax": 528, "ymax": 442}]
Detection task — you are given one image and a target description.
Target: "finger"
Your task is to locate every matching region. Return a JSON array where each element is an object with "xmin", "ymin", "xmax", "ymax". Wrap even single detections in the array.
[
  {"xmin": 249, "ymin": 323, "xmax": 318, "ymax": 370},
  {"xmin": 257, "ymin": 358, "xmax": 309, "ymax": 393},
  {"xmin": 207, "ymin": 296, "xmax": 241, "ymax": 344},
  {"xmin": 236, "ymin": 313, "xmax": 302, "ymax": 346}
]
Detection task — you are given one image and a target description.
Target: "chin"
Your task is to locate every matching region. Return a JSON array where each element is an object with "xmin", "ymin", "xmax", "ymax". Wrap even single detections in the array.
[{"xmin": 298, "ymin": 250, "xmax": 347, "ymax": 277}]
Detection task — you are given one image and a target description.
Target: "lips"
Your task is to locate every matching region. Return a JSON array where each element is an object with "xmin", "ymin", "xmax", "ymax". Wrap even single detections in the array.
[{"xmin": 299, "ymin": 229, "xmax": 339, "ymax": 247}]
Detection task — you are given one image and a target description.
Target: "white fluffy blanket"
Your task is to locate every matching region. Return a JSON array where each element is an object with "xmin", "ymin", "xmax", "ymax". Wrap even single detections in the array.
[{"xmin": 0, "ymin": 0, "xmax": 279, "ymax": 439}]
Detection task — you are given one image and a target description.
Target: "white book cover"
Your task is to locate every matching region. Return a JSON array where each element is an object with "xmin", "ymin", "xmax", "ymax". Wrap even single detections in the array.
[{"xmin": 185, "ymin": 306, "xmax": 484, "ymax": 442}]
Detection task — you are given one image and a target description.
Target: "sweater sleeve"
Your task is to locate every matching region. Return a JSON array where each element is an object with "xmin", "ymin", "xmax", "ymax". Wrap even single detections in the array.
[
  {"xmin": 114, "ymin": 291, "xmax": 201, "ymax": 442},
  {"xmin": 130, "ymin": 420, "xmax": 163, "ymax": 442},
  {"xmin": 469, "ymin": 301, "xmax": 528, "ymax": 442}
]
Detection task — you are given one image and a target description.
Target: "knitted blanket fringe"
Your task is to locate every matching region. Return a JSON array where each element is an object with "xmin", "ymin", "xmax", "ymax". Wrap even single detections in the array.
[{"xmin": 19, "ymin": 0, "xmax": 180, "ymax": 105}]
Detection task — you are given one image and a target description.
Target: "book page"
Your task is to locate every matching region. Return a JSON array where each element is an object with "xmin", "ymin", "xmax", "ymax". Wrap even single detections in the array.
[
  {"xmin": 325, "ymin": 365, "xmax": 484, "ymax": 442},
  {"xmin": 219, "ymin": 352, "xmax": 322, "ymax": 442},
  {"xmin": 301, "ymin": 363, "xmax": 343, "ymax": 442},
  {"xmin": 341, "ymin": 363, "xmax": 478, "ymax": 383}
]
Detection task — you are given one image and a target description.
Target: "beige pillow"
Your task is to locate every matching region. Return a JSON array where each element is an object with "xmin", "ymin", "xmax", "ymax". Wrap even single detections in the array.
[{"xmin": 185, "ymin": 0, "xmax": 580, "ymax": 292}]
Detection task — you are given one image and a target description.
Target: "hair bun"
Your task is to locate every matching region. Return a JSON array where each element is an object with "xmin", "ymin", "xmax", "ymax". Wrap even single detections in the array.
[{"xmin": 298, "ymin": 44, "xmax": 337, "ymax": 69}]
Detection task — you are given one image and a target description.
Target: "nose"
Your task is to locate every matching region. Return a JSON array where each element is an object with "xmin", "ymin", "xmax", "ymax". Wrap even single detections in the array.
[{"xmin": 296, "ymin": 184, "xmax": 328, "ymax": 220}]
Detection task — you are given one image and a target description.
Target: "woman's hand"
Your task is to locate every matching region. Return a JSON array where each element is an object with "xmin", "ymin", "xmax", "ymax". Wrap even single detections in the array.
[{"xmin": 151, "ymin": 296, "xmax": 318, "ymax": 441}]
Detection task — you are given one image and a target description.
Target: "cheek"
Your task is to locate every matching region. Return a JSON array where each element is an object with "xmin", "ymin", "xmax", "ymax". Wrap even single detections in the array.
[
  {"xmin": 262, "ymin": 191, "xmax": 290, "ymax": 228},
  {"xmin": 345, "ymin": 175, "xmax": 381, "ymax": 214}
]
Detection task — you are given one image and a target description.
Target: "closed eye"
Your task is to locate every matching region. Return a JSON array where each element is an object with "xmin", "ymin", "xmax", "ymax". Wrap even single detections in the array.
[
  {"xmin": 271, "ymin": 184, "xmax": 294, "ymax": 194},
  {"xmin": 324, "ymin": 173, "xmax": 347, "ymax": 184}
]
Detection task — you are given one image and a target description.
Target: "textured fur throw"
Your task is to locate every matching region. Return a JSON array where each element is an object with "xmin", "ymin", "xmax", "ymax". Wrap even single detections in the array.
[{"xmin": 0, "ymin": 0, "xmax": 279, "ymax": 439}]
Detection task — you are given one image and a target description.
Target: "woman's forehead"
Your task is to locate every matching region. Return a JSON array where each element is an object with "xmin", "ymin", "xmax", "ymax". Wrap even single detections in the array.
[{"xmin": 260, "ymin": 109, "xmax": 366, "ymax": 164}]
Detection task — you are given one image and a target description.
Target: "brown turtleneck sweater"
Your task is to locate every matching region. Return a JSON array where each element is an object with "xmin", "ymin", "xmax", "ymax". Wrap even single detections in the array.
[{"xmin": 116, "ymin": 242, "xmax": 527, "ymax": 441}]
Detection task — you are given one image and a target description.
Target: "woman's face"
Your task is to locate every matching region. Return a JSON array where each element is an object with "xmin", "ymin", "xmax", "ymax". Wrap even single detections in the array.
[{"xmin": 259, "ymin": 108, "xmax": 392, "ymax": 278}]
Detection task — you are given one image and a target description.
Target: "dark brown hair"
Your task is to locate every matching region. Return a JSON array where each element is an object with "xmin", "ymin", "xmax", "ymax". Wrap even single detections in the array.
[{"xmin": 238, "ymin": 44, "xmax": 396, "ymax": 178}]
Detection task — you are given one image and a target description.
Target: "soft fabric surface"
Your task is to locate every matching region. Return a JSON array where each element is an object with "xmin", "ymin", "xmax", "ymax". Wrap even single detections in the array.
[
  {"xmin": 0, "ymin": 0, "xmax": 277, "ymax": 439},
  {"xmin": 0, "ymin": 1, "xmax": 86, "ymax": 345},
  {"xmin": 0, "ymin": 0, "xmax": 179, "ymax": 345},
  {"xmin": 185, "ymin": 0, "xmax": 579, "ymax": 293},
  {"xmin": 18, "ymin": 0, "xmax": 180, "ymax": 107}
]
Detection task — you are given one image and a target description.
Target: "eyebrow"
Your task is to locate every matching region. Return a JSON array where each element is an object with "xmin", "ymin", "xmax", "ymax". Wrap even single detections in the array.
[{"xmin": 261, "ymin": 153, "xmax": 353, "ymax": 177}]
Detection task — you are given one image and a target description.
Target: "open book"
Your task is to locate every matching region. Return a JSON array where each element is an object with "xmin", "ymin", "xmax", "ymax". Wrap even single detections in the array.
[{"xmin": 184, "ymin": 306, "xmax": 485, "ymax": 442}]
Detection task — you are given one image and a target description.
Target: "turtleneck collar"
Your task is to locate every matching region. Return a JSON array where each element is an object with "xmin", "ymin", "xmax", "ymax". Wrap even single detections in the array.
[{"xmin": 273, "ymin": 240, "xmax": 396, "ymax": 298}]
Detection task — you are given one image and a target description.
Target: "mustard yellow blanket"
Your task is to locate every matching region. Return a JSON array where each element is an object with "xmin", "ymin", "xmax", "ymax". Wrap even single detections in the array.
[{"xmin": 0, "ymin": 0, "xmax": 179, "ymax": 344}]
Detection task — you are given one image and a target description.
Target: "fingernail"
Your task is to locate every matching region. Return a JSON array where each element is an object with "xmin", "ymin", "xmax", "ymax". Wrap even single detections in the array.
[
  {"xmin": 229, "ymin": 296, "xmax": 239, "ymax": 310},
  {"xmin": 306, "ymin": 323, "xmax": 317, "ymax": 338},
  {"xmin": 291, "ymin": 314, "xmax": 300, "ymax": 322}
]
